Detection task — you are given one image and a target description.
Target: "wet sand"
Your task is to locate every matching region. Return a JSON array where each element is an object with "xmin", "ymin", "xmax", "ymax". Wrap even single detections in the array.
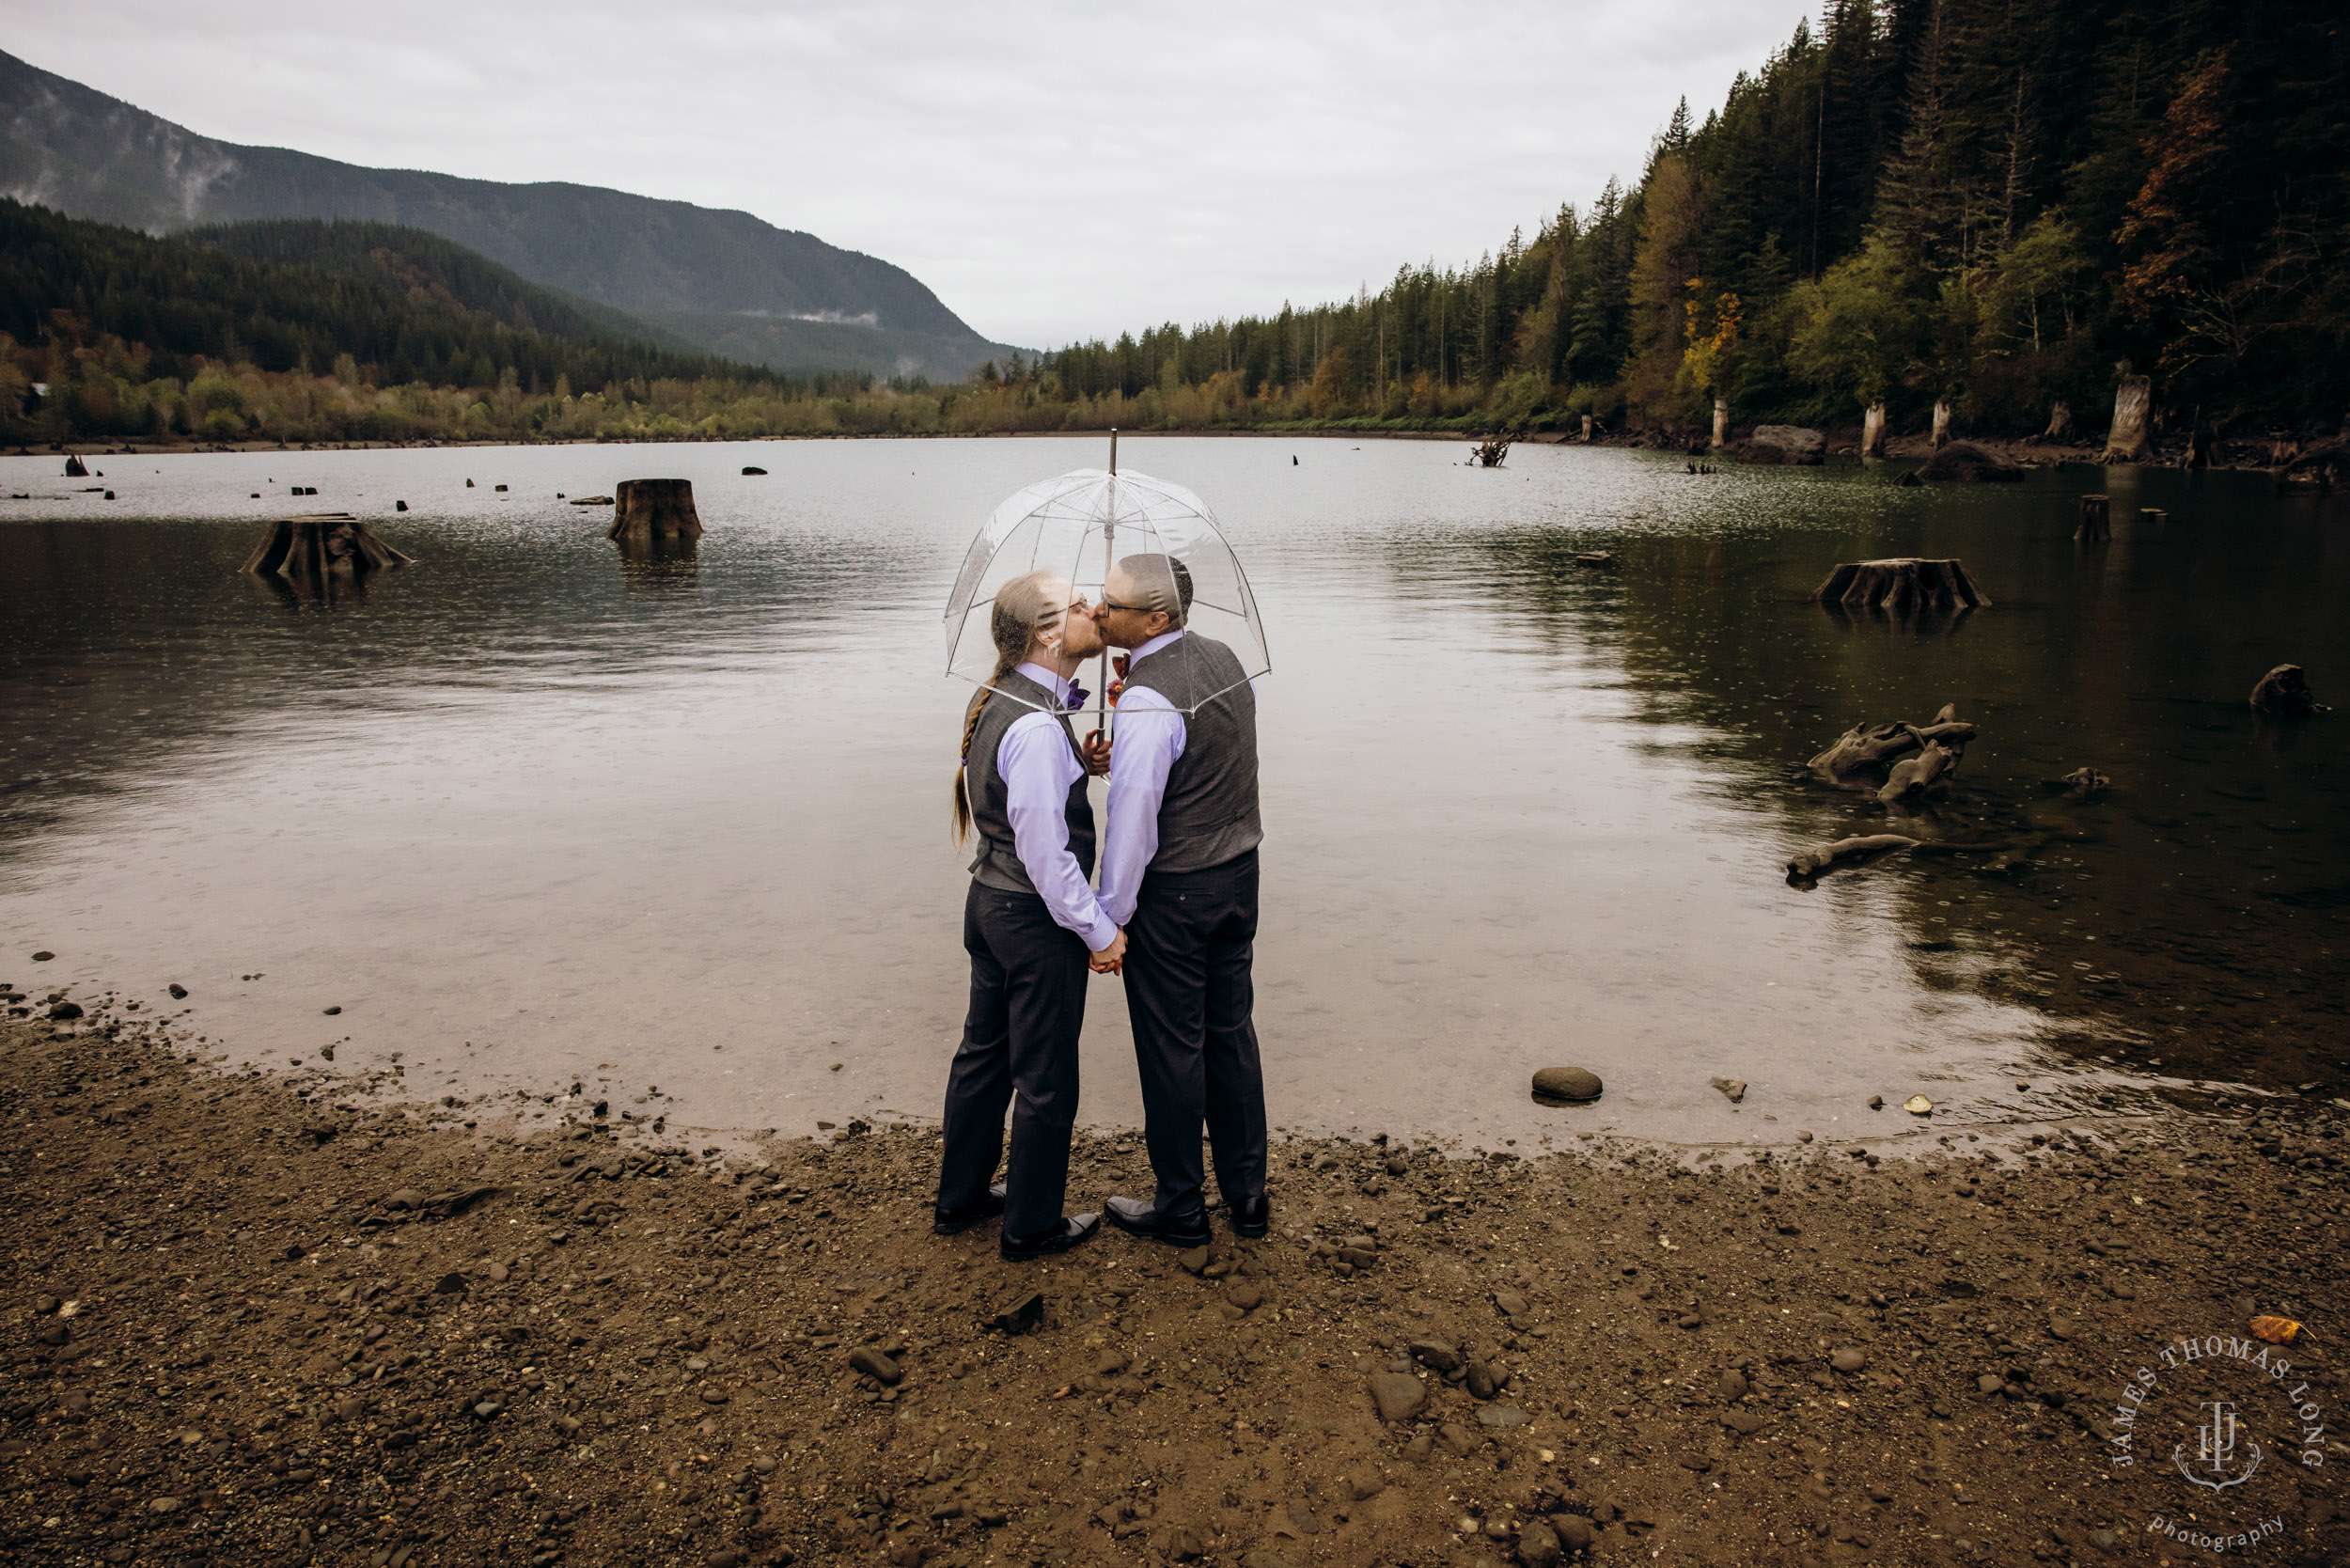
[{"xmin": 2, "ymin": 999, "xmax": 2342, "ymax": 1568}]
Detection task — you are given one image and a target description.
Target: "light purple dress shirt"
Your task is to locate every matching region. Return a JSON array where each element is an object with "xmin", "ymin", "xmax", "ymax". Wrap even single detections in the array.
[
  {"xmin": 1097, "ymin": 629, "xmax": 1189, "ymax": 928},
  {"xmin": 997, "ymin": 661, "xmax": 1119, "ymax": 953}
]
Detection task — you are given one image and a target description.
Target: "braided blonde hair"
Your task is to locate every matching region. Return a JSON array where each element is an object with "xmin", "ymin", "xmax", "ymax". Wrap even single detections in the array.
[{"xmin": 951, "ymin": 570, "xmax": 1068, "ymax": 844}]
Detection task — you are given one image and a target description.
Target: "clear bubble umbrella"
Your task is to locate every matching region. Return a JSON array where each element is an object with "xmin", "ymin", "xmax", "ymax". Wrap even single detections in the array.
[{"xmin": 944, "ymin": 434, "xmax": 1270, "ymax": 729}]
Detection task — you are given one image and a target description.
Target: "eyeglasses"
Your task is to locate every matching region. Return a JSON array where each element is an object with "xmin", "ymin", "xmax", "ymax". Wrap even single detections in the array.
[{"xmin": 1100, "ymin": 598, "xmax": 1152, "ymax": 614}]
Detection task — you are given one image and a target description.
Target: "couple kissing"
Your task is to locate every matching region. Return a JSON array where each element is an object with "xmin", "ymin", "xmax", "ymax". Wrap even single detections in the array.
[{"xmin": 938, "ymin": 553, "xmax": 1267, "ymax": 1262}]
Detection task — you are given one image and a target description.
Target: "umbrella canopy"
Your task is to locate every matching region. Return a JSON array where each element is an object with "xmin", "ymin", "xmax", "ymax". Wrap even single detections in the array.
[{"xmin": 944, "ymin": 466, "xmax": 1269, "ymax": 717}]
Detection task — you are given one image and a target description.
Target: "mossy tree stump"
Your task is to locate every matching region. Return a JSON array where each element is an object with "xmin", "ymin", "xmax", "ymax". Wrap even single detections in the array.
[
  {"xmin": 608, "ymin": 478, "xmax": 703, "ymax": 542},
  {"xmin": 243, "ymin": 513, "xmax": 414, "ymax": 578},
  {"xmin": 1814, "ymin": 558, "xmax": 1990, "ymax": 613}
]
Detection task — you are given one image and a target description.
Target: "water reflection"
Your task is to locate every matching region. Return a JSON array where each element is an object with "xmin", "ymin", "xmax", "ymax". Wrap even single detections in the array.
[{"xmin": 0, "ymin": 440, "xmax": 2342, "ymax": 1150}]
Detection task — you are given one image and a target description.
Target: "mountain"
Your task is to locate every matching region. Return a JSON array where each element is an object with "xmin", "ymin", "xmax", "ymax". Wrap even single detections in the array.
[
  {"xmin": 0, "ymin": 198, "xmax": 770, "ymax": 393},
  {"xmin": 0, "ymin": 48, "xmax": 1016, "ymax": 382}
]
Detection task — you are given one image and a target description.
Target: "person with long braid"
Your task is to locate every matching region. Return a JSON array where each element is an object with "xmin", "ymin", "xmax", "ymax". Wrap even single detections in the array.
[{"xmin": 937, "ymin": 570, "xmax": 1123, "ymax": 1261}]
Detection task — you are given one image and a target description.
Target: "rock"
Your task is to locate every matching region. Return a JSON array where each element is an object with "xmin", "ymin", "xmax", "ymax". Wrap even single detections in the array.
[
  {"xmin": 1868, "ymin": 1095, "xmax": 1885, "ymax": 1110},
  {"xmin": 30, "ymin": 951, "xmax": 54, "ymax": 962},
  {"xmin": 1734, "ymin": 426, "xmax": 1825, "ymax": 465},
  {"xmin": 1368, "ymin": 1373, "xmax": 1426, "ymax": 1422},
  {"xmin": 1494, "ymin": 1290, "xmax": 1529, "ymax": 1319},
  {"xmin": 1475, "ymin": 1404, "xmax": 1528, "ymax": 1429},
  {"xmin": 1177, "ymin": 1246, "xmax": 1211, "ymax": 1275},
  {"xmin": 1554, "ymin": 1515, "xmax": 1594, "ymax": 1551},
  {"xmin": 1680, "ymin": 1453, "xmax": 1714, "ymax": 1472},
  {"xmin": 1904, "ymin": 1094, "xmax": 1933, "ymax": 1115},
  {"xmin": 149, "ymin": 1497, "xmax": 181, "ymax": 1513},
  {"xmin": 1530, "ymin": 1066, "xmax": 1603, "ymax": 1104},
  {"xmin": 1915, "ymin": 440, "xmax": 2023, "ymax": 482},
  {"xmin": 384, "ymin": 1188, "xmax": 429, "ymax": 1211},
  {"xmin": 991, "ymin": 1290, "xmax": 1043, "ymax": 1336},
  {"xmin": 2249, "ymin": 664, "xmax": 2317, "ymax": 715},
  {"xmin": 1437, "ymin": 1422, "xmax": 1479, "ymax": 1457},
  {"xmin": 1976, "ymin": 1372, "xmax": 2006, "ymax": 1395},
  {"xmin": 698, "ymin": 1388, "xmax": 728, "ymax": 1404},
  {"xmin": 1227, "ymin": 1281, "xmax": 1262, "ymax": 1311},
  {"xmin": 166, "ymin": 983, "xmax": 187, "ymax": 999},
  {"xmin": 1723, "ymin": 1409, "xmax": 1765, "ymax": 1435},
  {"xmin": 1401, "ymin": 1432, "xmax": 1433, "ymax": 1463},
  {"xmin": 1831, "ymin": 1348, "xmax": 1868, "ymax": 1373},
  {"xmin": 486, "ymin": 1262, "xmax": 509, "ymax": 1283},
  {"xmin": 472, "ymin": 1402, "xmax": 501, "ymax": 1419},
  {"xmin": 1718, "ymin": 1369, "xmax": 1748, "ymax": 1402},
  {"xmin": 322, "ymin": 1005, "xmax": 340, "ymax": 1015},
  {"xmin": 47, "ymin": 1002, "xmax": 83, "ymax": 1020},
  {"xmin": 432, "ymin": 1272, "xmax": 467, "ymax": 1294},
  {"xmin": 1710, "ymin": 1077, "xmax": 1747, "ymax": 1103},
  {"xmin": 741, "ymin": 466, "xmax": 767, "ymax": 476},
  {"xmin": 1466, "ymin": 1361, "xmax": 1502, "ymax": 1399},
  {"xmin": 1516, "ymin": 1519, "xmax": 1562, "ymax": 1567},
  {"xmin": 1408, "ymin": 1340, "xmax": 1461, "ymax": 1373},
  {"xmin": 849, "ymin": 1347, "xmax": 901, "ymax": 1386}
]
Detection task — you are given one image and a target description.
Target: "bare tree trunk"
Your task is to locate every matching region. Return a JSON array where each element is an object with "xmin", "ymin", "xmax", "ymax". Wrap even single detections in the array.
[
  {"xmin": 1931, "ymin": 400, "xmax": 1952, "ymax": 448},
  {"xmin": 2101, "ymin": 377, "xmax": 2152, "ymax": 463},
  {"xmin": 2041, "ymin": 401, "xmax": 2071, "ymax": 442},
  {"xmin": 2076, "ymin": 494, "xmax": 2111, "ymax": 542},
  {"xmin": 1861, "ymin": 402, "xmax": 1886, "ymax": 459},
  {"xmin": 1580, "ymin": 415, "xmax": 1593, "ymax": 444},
  {"xmin": 1711, "ymin": 399, "xmax": 1729, "ymax": 450}
]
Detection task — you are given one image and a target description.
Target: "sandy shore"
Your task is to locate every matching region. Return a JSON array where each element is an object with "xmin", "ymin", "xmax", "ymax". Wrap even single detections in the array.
[{"xmin": 0, "ymin": 995, "xmax": 2342, "ymax": 1568}]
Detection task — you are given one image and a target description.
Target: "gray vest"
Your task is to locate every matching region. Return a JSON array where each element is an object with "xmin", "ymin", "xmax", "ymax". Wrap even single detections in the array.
[
  {"xmin": 1120, "ymin": 633, "xmax": 1262, "ymax": 874},
  {"xmin": 965, "ymin": 670, "xmax": 1096, "ymax": 894}
]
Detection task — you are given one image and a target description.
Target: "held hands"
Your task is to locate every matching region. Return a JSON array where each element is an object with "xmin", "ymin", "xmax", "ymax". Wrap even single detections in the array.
[
  {"xmin": 1089, "ymin": 929, "xmax": 1128, "ymax": 975},
  {"xmin": 1080, "ymin": 728, "xmax": 1113, "ymax": 776}
]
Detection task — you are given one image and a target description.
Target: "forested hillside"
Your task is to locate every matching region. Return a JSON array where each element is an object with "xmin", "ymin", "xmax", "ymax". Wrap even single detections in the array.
[{"xmin": 1042, "ymin": 0, "xmax": 2349, "ymax": 440}]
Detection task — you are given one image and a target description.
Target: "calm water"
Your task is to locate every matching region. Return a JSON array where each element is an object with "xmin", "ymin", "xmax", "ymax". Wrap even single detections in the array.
[{"xmin": 3, "ymin": 438, "xmax": 2344, "ymax": 1152}]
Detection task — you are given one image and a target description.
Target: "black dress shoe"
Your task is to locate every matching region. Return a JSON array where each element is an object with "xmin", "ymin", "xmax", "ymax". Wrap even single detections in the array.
[
  {"xmin": 933, "ymin": 1182, "xmax": 1009, "ymax": 1235},
  {"xmin": 1001, "ymin": 1212, "xmax": 1101, "ymax": 1262},
  {"xmin": 1228, "ymin": 1193, "xmax": 1270, "ymax": 1238},
  {"xmin": 1104, "ymin": 1195, "xmax": 1212, "ymax": 1246}
]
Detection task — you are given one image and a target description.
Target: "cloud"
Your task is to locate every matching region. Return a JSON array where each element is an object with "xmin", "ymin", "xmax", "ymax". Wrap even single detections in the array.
[{"xmin": 15, "ymin": 0, "xmax": 1813, "ymax": 348}]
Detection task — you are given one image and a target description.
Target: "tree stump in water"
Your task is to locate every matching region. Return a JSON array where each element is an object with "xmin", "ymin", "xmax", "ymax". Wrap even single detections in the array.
[
  {"xmin": 64, "ymin": 454, "xmax": 89, "ymax": 478},
  {"xmin": 1814, "ymin": 558, "xmax": 1989, "ymax": 612},
  {"xmin": 1711, "ymin": 399, "xmax": 1729, "ymax": 450},
  {"xmin": 1470, "ymin": 437, "xmax": 1511, "ymax": 468},
  {"xmin": 2101, "ymin": 377, "xmax": 2152, "ymax": 463},
  {"xmin": 1860, "ymin": 402, "xmax": 1886, "ymax": 459},
  {"xmin": 2249, "ymin": 665, "xmax": 2316, "ymax": 715},
  {"xmin": 2076, "ymin": 494, "xmax": 2110, "ymax": 541},
  {"xmin": 607, "ymin": 478, "xmax": 703, "ymax": 542},
  {"xmin": 242, "ymin": 513, "xmax": 415, "ymax": 578}
]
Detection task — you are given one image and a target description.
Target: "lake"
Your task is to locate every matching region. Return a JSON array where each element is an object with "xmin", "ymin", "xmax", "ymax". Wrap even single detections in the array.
[{"xmin": 3, "ymin": 437, "xmax": 2343, "ymax": 1155}]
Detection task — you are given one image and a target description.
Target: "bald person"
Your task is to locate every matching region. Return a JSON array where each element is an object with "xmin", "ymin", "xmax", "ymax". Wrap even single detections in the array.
[{"xmin": 1090, "ymin": 554, "xmax": 1269, "ymax": 1247}]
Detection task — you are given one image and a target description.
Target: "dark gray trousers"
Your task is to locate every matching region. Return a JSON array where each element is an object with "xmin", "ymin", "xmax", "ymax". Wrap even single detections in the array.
[
  {"xmin": 1121, "ymin": 849, "xmax": 1266, "ymax": 1217},
  {"xmin": 938, "ymin": 881, "xmax": 1087, "ymax": 1239}
]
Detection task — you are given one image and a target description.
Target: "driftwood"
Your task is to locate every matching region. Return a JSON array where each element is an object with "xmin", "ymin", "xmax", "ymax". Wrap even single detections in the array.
[
  {"xmin": 1877, "ymin": 740, "xmax": 1962, "ymax": 806},
  {"xmin": 2060, "ymin": 767, "xmax": 2111, "ymax": 798},
  {"xmin": 1572, "ymin": 551, "xmax": 1614, "ymax": 569},
  {"xmin": 242, "ymin": 513, "xmax": 415, "ymax": 578},
  {"xmin": 2249, "ymin": 664, "xmax": 2316, "ymax": 715},
  {"xmin": 1809, "ymin": 703, "xmax": 1976, "ymax": 779},
  {"xmin": 1814, "ymin": 558, "xmax": 1990, "ymax": 612},
  {"xmin": 1785, "ymin": 834, "xmax": 1919, "ymax": 885},
  {"xmin": 1470, "ymin": 437, "xmax": 1511, "ymax": 468},
  {"xmin": 569, "ymin": 494, "xmax": 615, "ymax": 507},
  {"xmin": 2101, "ymin": 377, "xmax": 2152, "ymax": 463},
  {"xmin": 608, "ymin": 478, "xmax": 702, "ymax": 542},
  {"xmin": 2076, "ymin": 494, "xmax": 2110, "ymax": 542}
]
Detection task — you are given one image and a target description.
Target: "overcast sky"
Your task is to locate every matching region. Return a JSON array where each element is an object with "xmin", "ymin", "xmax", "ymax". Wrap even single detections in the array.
[{"xmin": 14, "ymin": 1, "xmax": 1813, "ymax": 349}]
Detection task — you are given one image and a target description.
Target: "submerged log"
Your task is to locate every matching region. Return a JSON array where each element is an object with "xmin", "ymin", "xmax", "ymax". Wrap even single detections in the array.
[
  {"xmin": 2249, "ymin": 664, "xmax": 2316, "ymax": 715},
  {"xmin": 1916, "ymin": 440, "xmax": 2023, "ymax": 482},
  {"xmin": 2101, "ymin": 376, "xmax": 2152, "ymax": 463},
  {"xmin": 1860, "ymin": 402, "xmax": 1886, "ymax": 459},
  {"xmin": 1814, "ymin": 558, "xmax": 1990, "ymax": 612},
  {"xmin": 242, "ymin": 513, "xmax": 415, "ymax": 578},
  {"xmin": 1809, "ymin": 703, "xmax": 1976, "ymax": 779},
  {"xmin": 1785, "ymin": 834, "xmax": 1919, "ymax": 885},
  {"xmin": 1877, "ymin": 740, "xmax": 1962, "ymax": 806},
  {"xmin": 2076, "ymin": 494, "xmax": 2111, "ymax": 542},
  {"xmin": 607, "ymin": 478, "xmax": 703, "ymax": 542}
]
